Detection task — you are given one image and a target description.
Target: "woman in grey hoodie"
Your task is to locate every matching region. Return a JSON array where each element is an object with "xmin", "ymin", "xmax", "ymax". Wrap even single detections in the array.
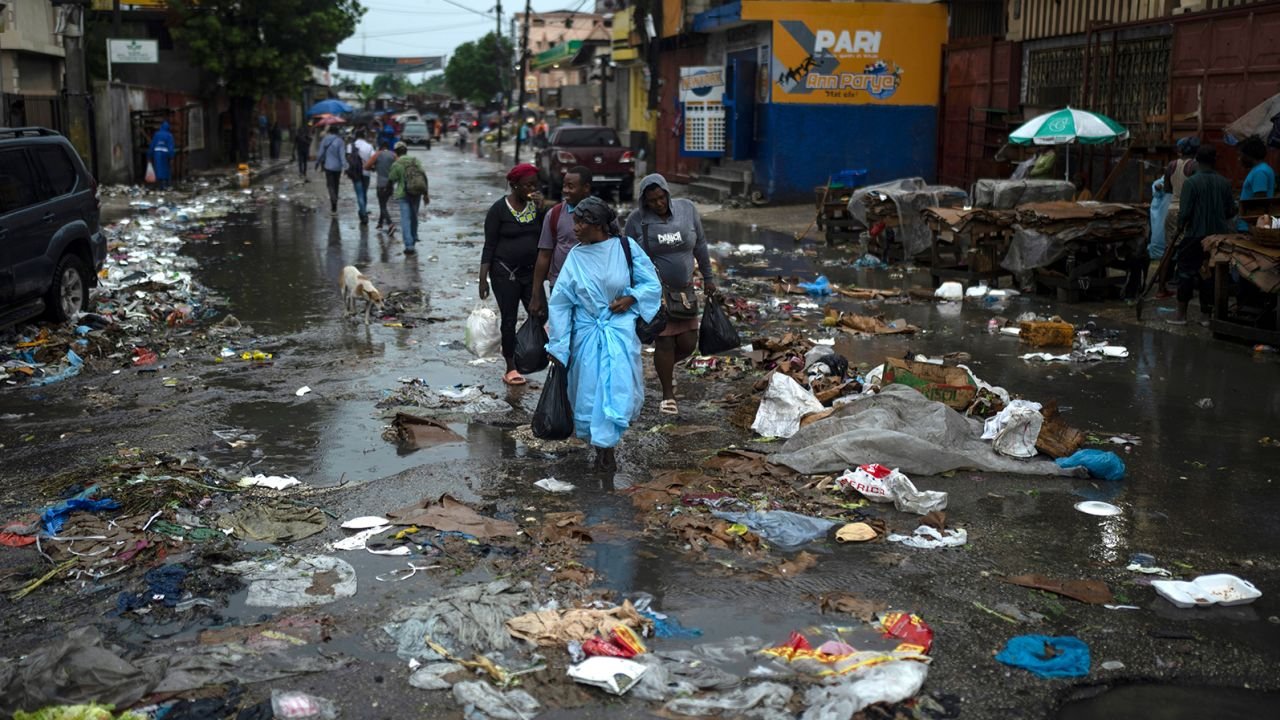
[{"xmin": 623, "ymin": 173, "xmax": 716, "ymax": 415}]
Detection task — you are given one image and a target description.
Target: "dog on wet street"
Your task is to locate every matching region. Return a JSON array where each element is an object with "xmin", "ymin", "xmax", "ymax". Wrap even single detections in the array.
[{"xmin": 340, "ymin": 265, "xmax": 384, "ymax": 324}]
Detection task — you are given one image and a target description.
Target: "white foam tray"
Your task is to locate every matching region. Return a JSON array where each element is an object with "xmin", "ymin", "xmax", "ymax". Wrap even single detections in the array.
[{"xmin": 1151, "ymin": 574, "xmax": 1261, "ymax": 608}]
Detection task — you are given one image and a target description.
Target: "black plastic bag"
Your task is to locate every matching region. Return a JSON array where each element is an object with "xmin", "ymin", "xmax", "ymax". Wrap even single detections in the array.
[
  {"xmin": 636, "ymin": 306, "xmax": 667, "ymax": 345},
  {"xmin": 532, "ymin": 363, "xmax": 574, "ymax": 440},
  {"xmin": 698, "ymin": 297, "xmax": 741, "ymax": 355},
  {"xmin": 514, "ymin": 316, "xmax": 548, "ymax": 374}
]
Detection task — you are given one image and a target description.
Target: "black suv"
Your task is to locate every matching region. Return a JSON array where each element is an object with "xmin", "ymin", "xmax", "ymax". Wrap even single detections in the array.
[{"xmin": 0, "ymin": 127, "xmax": 105, "ymax": 327}]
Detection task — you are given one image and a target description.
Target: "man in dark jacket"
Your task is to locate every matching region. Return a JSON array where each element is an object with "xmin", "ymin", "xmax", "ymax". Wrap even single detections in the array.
[{"xmin": 1171, "ymin": 144, "xmax": 1236, "ymax": 325}]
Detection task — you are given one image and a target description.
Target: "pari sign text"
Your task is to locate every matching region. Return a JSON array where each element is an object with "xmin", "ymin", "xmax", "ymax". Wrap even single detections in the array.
[
  {"xmin": 743, "ymin": 1, "xmax": 947, "ymax": 106},
  {"xmin": 679, "ymin": 66, "xmax": 725, "ymax": 103}
]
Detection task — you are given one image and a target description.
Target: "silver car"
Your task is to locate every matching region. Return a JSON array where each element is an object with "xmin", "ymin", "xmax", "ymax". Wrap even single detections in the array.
[{"xmin": 402, "ymin": 121, "xmax": 431, "ymax": 146}]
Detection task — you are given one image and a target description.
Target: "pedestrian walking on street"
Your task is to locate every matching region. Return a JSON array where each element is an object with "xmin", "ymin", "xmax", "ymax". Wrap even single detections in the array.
[
  {"xmin": 147, "ymin": 120, "xmax": 176, "ymax": 190},
  {"xmin": 1170, "ymin": 144, "xmax": 1235, "ymax": 326},
  {"xmin": 530, "ymin": 166, "xmax": 593, "ymax": 318},
  {"xmin": 480, "ymin": 163, "xmax": 547, "ymax": 386},
  {"xmin": 546, "ymin": 196, "xmax": 662, "ymax": 471},
  {"xmin": 347, "ymin": 129, "xmax": 375, "ymax": 225},
  {"xmin": 387, "ymin": 142, "xmax": 428, "ymax": 255},
  {"xmin": 269, "ymin": 122, "xmax": 282, "ymax": 160},
  {"xmin": 293, "ymin": 124, "xmax": 311, "ymax": 181},
  {"xmin": 367, "ymin": 139, "xmax": 397, "ymax": 231},
  {"xmin": 316, "ymin": 126, "xmax": 345, "ymax": 215},
  {"xmin": 623, "ymin": 173, "xmax": 717, "ymax": 416}
]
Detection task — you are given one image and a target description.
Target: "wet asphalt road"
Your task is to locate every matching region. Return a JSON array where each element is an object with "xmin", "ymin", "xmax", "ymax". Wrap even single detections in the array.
[{"xmin": 2, "ymin": 142, "xmax": 1280, "ymax": 719}]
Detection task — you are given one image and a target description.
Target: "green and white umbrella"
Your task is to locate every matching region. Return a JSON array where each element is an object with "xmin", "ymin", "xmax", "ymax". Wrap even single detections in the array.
[
  {"xmin": 1008, "ymin": 107, "xmax": 1129, "ymax": 180},
  {"xmin": 1009, "ymin": 107, "xmax": 1129, "ymax": 146}
]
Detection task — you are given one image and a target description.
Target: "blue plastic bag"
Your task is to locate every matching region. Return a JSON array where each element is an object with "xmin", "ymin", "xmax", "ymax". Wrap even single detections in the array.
[
  {"xmin": 1148, "ymin": 178, "xmax": 1171, "ymax": 260},
  {"xmin": 1055, "ymin": 449, "xmax": 1126, "ymax": 481},
  {"xmin": 798, "ymin": 275, "xmax": 832, "ymax": 296},
  {"xmin": 996, "ymin": 635, "xmax": 1090, "ymax": 678}
]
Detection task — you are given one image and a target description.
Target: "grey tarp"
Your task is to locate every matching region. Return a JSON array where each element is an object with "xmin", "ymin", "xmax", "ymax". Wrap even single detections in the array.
[
  {"xmin": 973, "ymin": 179, "xmax": 1075, "ymax": 210},
  {"xmin": 1001, "ymin": 227, "xmax": 1066, "ymax": 274},
  {"xmin": 1225, "ymin": 91, "xmax": 1280, "ymax": 144},
  {"xmin": 770, "ymin": 385, "xmax": 1081, "ymax": 477},
  {"xmin": 848, "ymin": 178, "xmax": 969, "ymax": 256},
  {"xmin": 383, "ymin": 579, "xmax": 535, "ymax": 661}
]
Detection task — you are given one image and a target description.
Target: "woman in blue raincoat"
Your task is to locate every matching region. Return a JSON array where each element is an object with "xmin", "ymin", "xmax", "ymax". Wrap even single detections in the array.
[
  {"xmin": 546, "ymin": 197, "xmax": 662, "ymax": 470},
  {"xmin": 148, "ymin": 120, "xmax": 176, "ymax": 189}
]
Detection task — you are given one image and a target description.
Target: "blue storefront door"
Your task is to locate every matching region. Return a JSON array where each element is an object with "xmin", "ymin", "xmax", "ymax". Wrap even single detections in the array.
[{"xmin": 725, "ymin": 51, "xmax": 756, "ymax": 161}]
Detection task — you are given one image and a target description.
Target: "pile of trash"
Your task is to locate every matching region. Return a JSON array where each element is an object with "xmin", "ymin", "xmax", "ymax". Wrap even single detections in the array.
[{"xmin": 0, "ymin": 187, "xmax": 288, "ymax": 388}]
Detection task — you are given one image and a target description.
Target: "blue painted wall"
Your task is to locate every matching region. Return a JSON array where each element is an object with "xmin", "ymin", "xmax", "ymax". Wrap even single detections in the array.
[{"xmin": 755, "ymin": 103, "xmax": 938, "ymax": 202}]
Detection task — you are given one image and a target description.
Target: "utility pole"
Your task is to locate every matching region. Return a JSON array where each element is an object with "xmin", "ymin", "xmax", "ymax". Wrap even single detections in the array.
[
  {"xmin": 59, "ymin": 1, "xmax": 93, "ymax": 172},
  {"xmin": 514, "ymin": 0, "xmax": 531, "ymax": 164},
  {"xmin": 494, "ymin": 0, "xmax": 504, "ymax": 152}
]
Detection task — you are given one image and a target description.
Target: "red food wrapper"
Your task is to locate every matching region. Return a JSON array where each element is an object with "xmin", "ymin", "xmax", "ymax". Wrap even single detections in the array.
[
  {"xmin": 582, "ymin": 636, "xmax": 635, "ymax": 658},
  {"xmin": 881, "ymin": 612, "xmax": 933, "ymax": 654},
  {"xmin": 611, "ymin": 625, "xmax": 647, "ymax": 656}
]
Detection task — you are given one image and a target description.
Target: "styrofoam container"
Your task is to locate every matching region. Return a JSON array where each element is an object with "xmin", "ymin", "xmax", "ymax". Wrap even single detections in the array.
[{"xmin": 1152, "ymin": 574, "xmax": 1261, "ymax": 608}]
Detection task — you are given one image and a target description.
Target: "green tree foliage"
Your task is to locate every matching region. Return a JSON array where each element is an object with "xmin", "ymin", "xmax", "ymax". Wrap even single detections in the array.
[
  {"xmin": 371, "ymin": 73, "xmax": 408, "ymax": 97},
  {"xmin": 417, "ymin": 73, "xmax": 448, "ymax": 96},
  {"xmin": 445, "ymin": 32, "xmax": 513, "ymax": 106},
  {"xmin": 169, "ymin": 0, "xmax": 365, "ymax": 100}
]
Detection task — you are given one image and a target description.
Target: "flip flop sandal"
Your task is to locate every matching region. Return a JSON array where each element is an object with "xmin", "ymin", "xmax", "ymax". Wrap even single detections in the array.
[
  {"xmin": 503, "ymin": 370, "xmax": 527, "ymax": 386},
  {"xmin": 659, "ymin": 399, "xmax": 679, "ymax": 415}
]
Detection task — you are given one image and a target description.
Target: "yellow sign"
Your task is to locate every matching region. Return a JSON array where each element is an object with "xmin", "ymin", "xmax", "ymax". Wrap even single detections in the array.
[{"xmin": 742, "ymin": 1, "xmax": 948, "ymax": 106}]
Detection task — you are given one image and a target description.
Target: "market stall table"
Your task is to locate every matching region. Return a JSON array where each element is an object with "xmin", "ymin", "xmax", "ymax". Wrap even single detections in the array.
[
  {"xmin": 921, "ymin": 207, "xmax": 1016, "ymax": 287},
  {"xmin": 1006, "ymin": 201, "xmax": 1147, "ymax": 302},
  {"xmin": 1204, "ymin": 231, "xmax": 1280, "ymax": 345}
]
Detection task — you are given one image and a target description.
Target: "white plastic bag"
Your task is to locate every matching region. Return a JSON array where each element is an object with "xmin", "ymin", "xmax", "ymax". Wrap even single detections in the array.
[
  {"xmin": 836, "ymin": 464, "xmax": 948, "ymax": 515},
  {"xmin": 751, "ymin": 372, "xmax": 824, "ymax": 438},
  {"xmin": 981, "ymin": 399, "xmax": 1044, "ymax": 458},
  {"xmin": 933, "ymin": 281, "xmax": 963, "ymax": 300},
  {"xmin": 145, "ymin": 161, "xmax": 157, "ymax": 184},
  {"xmin": 464, "ymin": 303, "xmax": 501, "ymax": 357},
  {"xmin": 801, "ymin": 660, "xmax": 929, "ymax": 720},
  {"xmin": 887, "ymin": 525, "xmax": 968, "ymax": 549}
]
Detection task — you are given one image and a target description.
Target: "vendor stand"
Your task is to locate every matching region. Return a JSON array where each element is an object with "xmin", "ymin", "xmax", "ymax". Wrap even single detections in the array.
[
  {"xmin": 1204, "ymin": 197, "xmax": 1280, "ymax": 345},
  {"xmin": 848, "ymin": 178, "xmax": 967, "ymax": 264},
  {"xmin": 1005, "ymin": 201, "xmax": 1147, "ymax": 302},
  {"xmin": 922, "ymin": 207, "xmax": 1015, "ymax": 287}
]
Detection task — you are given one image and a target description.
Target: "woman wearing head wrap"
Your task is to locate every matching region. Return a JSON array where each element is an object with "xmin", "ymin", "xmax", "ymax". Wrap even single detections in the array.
[
  {"xmin": 622, "ymin": 173, "xmax": 717, "ymax": 415},
  {"xmin": 546, "ymin": 196, "xmax": 662, "ymax": 470},
  {"xmin": 481, "ymin": 163, "xmax": 548, "ymax": 385}
]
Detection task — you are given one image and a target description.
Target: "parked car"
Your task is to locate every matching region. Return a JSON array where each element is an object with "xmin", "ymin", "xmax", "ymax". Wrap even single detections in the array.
[
  {"xmin": 0, "ymin": 127, "xmax": 105, "ymax": 328},
  {"xmin": 402, "ymin": 121, "xmax": 431, "ymax": 147},
  {"xmin": 536, "ymin": 125, "xmax": 635, "ymax": 201}
]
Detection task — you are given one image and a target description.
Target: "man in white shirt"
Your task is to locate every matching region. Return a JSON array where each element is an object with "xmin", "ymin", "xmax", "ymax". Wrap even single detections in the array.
[{"xmin": 348, "ymin": 129, "xmax": 375, "ymax": 225}]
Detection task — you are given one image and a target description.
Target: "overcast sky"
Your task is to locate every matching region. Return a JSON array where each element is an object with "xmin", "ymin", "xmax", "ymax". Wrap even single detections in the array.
[{"xmin": 336, "ymin": 0, "xmax": 600, "ymax": 80}]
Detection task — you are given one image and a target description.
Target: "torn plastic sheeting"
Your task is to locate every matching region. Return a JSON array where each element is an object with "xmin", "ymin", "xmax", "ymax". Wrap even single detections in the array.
[
  {"xmin": 1001, "ymin": 227, "xmax": 1067, "ymax": 274},
  {"xmin": 219, "ymin": 555, "xmax": 356, "ymax": 608},
  {"xmin": 751, "ymin": 373, "xmax": 824, "ymax": 439},
  {"xmin": 568, "ymin": 656, "xmax": 649, "ymax": 695},
  {"xmin": 709, "ymin": 510, "xmax": 837, "ymax": 548},
  {"xmin": 981, "ymin": 400, "xmax": 1044, "ymax": 459},
  {"xmin": 835, "ymin": 464, "xmax": 948, "ymax": 515},
  {"xmin": 774, "ymin": 385, "xmax": 1079, "ymax": 477},
  {"xmin": 40, "ymin": 491, "xmax": 121, "ymax": 535},
  {"xmin": 329, "ymin": 524, "xmax": 392, "ymax": 551},
  {"xmin": 801, "ymin": 660, "xmax": 929, "ymax": 720},
  {"xmin": 1055, "ymin": 449, "xmax": 1126, "ymax": 481},
  {"xmin": 664, "ymin": 681, "xmax": 795, "ymax": 718},
  {"xmin": 384, "ymin": 580, "xmax": 534, "ymax": 661},
  {"xmin": 271, "ymin": 689, "xmax": 336, "ymax": 720},
  {"xmin": 848, "ymin": 178, "xmax": 968, "ymax": 256},
  {"xmin": 27, "ymin": 350, "xmax": 84, "ymax": 387},
  {"xmin": 452, "ymin": 681, "xmax": 539, "ymax": 720},
  {"xmin": 408, "ymin": 662, "xmax": 465, "ymax": 691},
  {"xmin": 886, "ymin": 525, "xmax": 967, "ymax": 549},
  {"xmin": 0, "ymin": 627, "xmax": 160, "ymax": 716},
  {"xmin": 534, "ymin": 477, "xmax": 575, "ymax": 493}
]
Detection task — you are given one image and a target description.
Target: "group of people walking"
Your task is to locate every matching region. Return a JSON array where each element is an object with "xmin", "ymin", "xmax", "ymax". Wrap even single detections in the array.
[
  {"xmin": 308, "ymin": 124, "xmax": 428, "ymax": 253},
  {"xmin": 480, "ymin": 164, "xmax": 714, "ymax": 470}
]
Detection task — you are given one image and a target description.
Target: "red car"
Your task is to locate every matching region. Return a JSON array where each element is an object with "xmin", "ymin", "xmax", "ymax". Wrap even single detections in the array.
[{"xmin": 536, "ymin": 125, "xmax": 635, "ymax": 201}]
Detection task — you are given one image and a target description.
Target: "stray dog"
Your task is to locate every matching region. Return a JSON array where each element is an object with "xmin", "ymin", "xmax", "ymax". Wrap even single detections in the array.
[{"xmin": 340, "ymin": 265, "xmax": 384, "ymax": 324}]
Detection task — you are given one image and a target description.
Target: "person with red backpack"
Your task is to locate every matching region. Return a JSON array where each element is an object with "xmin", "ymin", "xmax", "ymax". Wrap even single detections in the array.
[{"xmin": 529, "ymin": 165, "xmax": 593, "ymax": 318}]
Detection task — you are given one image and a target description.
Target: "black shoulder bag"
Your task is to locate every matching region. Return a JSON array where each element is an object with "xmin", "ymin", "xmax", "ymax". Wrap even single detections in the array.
[{"xmin": 620, "ymin": 235, "xmax": 666, "ymax": 344}]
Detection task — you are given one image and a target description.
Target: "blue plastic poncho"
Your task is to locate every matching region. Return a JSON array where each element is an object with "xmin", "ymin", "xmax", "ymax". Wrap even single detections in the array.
[
  {"xmin": 546, "ymin": 236, "xmax": 661, "ymax": 448},
  {"xmin": 148, "ymin": 121, "xmax": 176, "ymax": 182}
]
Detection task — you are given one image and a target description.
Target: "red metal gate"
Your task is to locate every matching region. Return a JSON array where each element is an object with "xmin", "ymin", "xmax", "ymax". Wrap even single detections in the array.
[
  {"xmin": 937, "ymin": 38, "xmax": 1021, "ymax": 189},
  {"xmin": 655, "ymin": 43, "xmax": 706, "ymax": 183}
]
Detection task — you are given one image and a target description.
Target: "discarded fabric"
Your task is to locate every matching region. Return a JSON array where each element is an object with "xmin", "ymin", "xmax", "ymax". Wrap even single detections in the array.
[
  {"xmin": 664, "ymin": 681, "xmax": 794, "ymax": 717},
  {"xmin": 452, "ymin": 681, "xmax": 539, "ymax": 720},
  {"xmin": 220, "ymin": 555, "xmax": 357, "ymax": 608},
  {"xmin": 995, "ymin": 635, "xmax": 1090, "ymax": 678},
  {"xmin": 40, "ymin": 491, "xmax": 121, "ymax": 535}
]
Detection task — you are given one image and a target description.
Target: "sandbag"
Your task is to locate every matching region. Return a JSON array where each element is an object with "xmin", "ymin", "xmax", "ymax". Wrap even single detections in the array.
[
  {"xmin": 513, "ymin": 317, "xmax": 548, "ymax": 374},
  {"xmin": 698, "ymin": 298, "xmax": 741, "ymax": 355},
  {"xmin": 464, "ymin": 303, "xmax": 500, "ymax": 358},
  {"xmin": 532, "ymin": 364, "xmax": 573, "ymax": 440}
]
